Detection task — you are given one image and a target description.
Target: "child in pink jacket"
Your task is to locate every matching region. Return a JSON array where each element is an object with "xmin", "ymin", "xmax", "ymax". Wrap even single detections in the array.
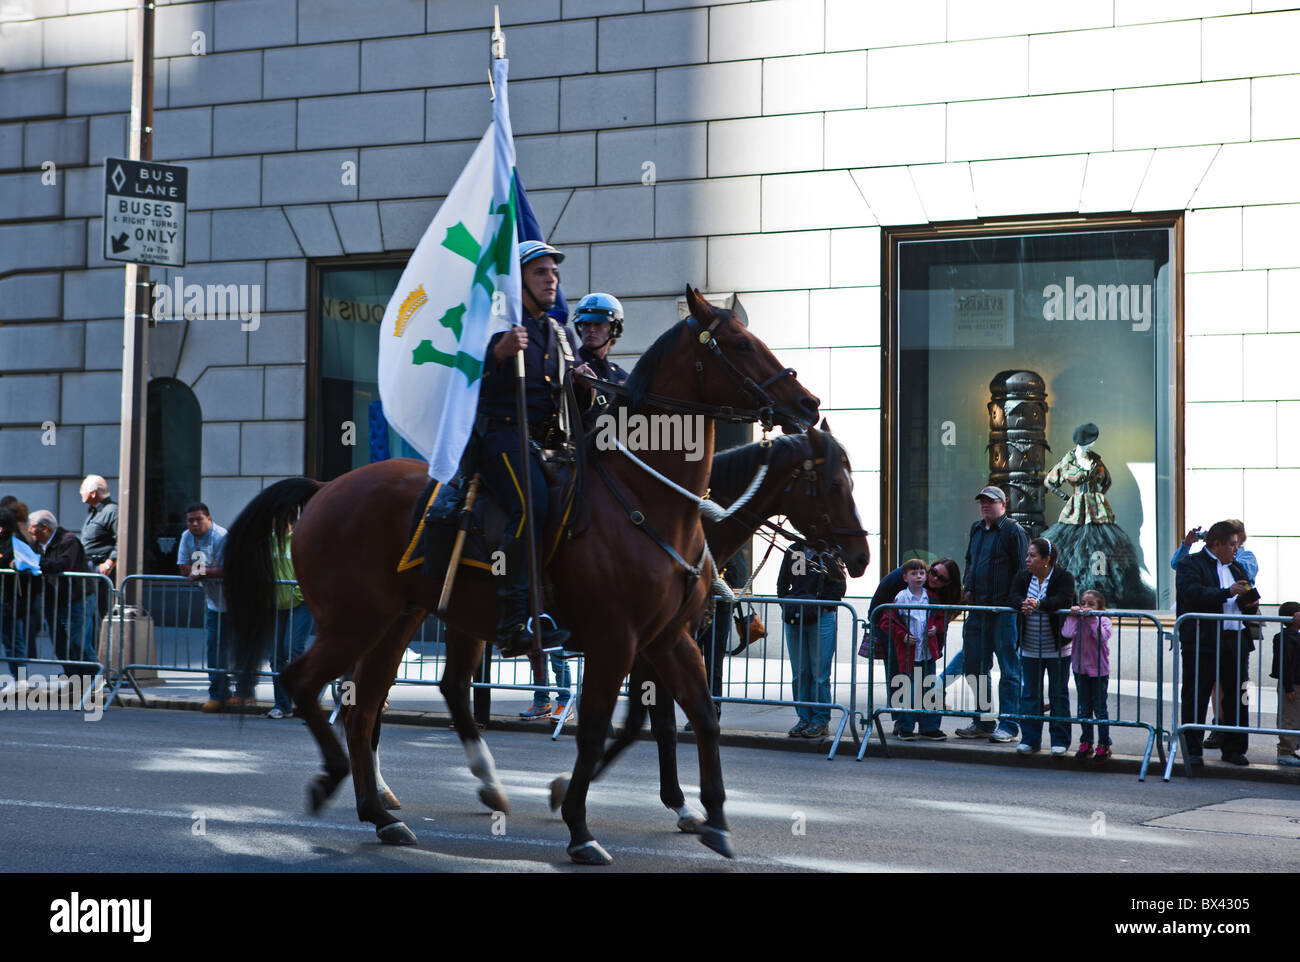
[{"xmin": 1064, "ymin": 589, "xmax": 1113, "ymax": 764}]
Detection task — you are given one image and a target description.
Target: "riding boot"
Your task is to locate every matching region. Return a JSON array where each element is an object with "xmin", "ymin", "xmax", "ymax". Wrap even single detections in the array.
[{"xmin": 494, "ymin": 537, "xmax": 570, "ymax": 657}]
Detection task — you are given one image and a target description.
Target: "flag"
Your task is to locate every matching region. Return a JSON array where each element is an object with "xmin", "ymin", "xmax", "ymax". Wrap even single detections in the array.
[
  {"xmin": 13, "ymin": 537, "xmax": 40, "ymax": 574},
  {"xmin": 514, "ymin": 170, "xmax": 567, "ymax": 324},
  {"xmin": 378, "ymin": 57, "xmax": 520, "ymax": 482}
]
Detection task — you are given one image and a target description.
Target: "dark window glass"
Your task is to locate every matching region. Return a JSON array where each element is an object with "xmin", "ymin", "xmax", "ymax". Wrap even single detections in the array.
[{"xmin": 145, "ymin": 378, "xmax": 201, "ymax": 575}]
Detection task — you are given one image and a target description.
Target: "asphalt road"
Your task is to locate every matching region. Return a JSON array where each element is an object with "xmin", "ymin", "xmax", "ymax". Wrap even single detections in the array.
[{"xmin": 1, "ymin": 706, "xmax": 1297, "ymax": 875}]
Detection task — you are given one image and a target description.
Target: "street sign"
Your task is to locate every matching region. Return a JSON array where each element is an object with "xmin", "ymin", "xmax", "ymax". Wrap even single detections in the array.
[{"xmin": 103, "ymin": 157, "xmax": 187, "ymax": 268}]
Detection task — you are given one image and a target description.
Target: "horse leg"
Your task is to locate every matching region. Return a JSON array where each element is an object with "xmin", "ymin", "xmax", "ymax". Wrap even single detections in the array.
[
  {"xmin": 644, "ymin": 659, "xmax": 703, "ymax": 832},
  {"xmin": 280, "ymin": 632, "xmax": 356, "ymax": 816},
  {"xmin": 440, "ymin": 628, "xmax": 509, "ymax": 814},
  {"xmin": 643, "ymin": 632, "xmax": 734, "ymax": 859},
  {"xmin": 560, "ymin": 654, "xmax": 630, "ymax": 865},
  {"xmin": 372, "ymin": 712, "xmax": 400, "ymax": 811},
  {"xmin": 342, "ymin": 610, "xmax": 424, "ymax": 845}
]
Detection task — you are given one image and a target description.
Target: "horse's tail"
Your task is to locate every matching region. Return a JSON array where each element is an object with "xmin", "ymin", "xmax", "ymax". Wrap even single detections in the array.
[{"xmin": 225, "ymin": 477, "xmax": 324, "ymax": 697}]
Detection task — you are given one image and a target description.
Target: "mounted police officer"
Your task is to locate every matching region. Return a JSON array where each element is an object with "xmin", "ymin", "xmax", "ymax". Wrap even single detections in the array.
[
  {"xmin": 572, "ymin": 292, "xmax": 629, "ymax": 430},
  {"xmin": 474, "ymin": 239, "xmax": 590, "ymax": 657}
]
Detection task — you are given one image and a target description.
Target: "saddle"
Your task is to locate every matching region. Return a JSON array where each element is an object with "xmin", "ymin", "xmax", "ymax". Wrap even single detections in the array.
[{"xmin": 397, "ymin": 448, "xmax": 584, "ymax": 585}]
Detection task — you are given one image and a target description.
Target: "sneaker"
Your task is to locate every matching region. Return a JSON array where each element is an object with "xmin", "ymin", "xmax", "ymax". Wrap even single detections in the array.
[
  {"xmin": 550, "ymin": 702, "xmax": 570, "ymax": 721},
  {"xmin": 1050, "ymin": 745, "xmax": 1068, "ymax": 757},
  {"xmin": 917, "ymin": 730, "xmax": 948, "ymax": 741},
  {"xmin": 989, "ymin": 728, "xmax": 1017, "ymax": 743},
  {"xmin": 788, "ymin": 720, "xmax": 810, "ymax": 737},
  {"xmin": 801, "ymin": 723, "xmax": 830, "ymax": 739},
  {"xmin": 226, "ymin": 696, "xmax": 253, "ymax": 708},
  {"xmin": 955, "ymin": 723, "xmax": 990, "ymax": 739},
  {"xmin": 201, "ymin": 699, "xmax": 223, "ymax": 713},
  {"xmin": 1094, "ymin": 745, "xmax": 1112, "ymax": 765},
  {"xmin": 1016, "ymin": 743, "xmax": 1037, "ymax": 754},
  {"xmin": 1277, "ymin": 753, "xmax": 1300, "ymax": 767},
  {"xmin": 266, "ymin": 707, "xmax": 288, "ymax": 720},
  {"xmin": 1204, "ymin": 731, "xmax": 1221, "ymax": 749},
  {"xmin": 1221, "ymin": 752, "xmax": 1250, "ymax": 766},
  {"xmin": 519, "ymin": 702, "xmax": 553, "ymax": 720},
  {"xmin": 1076, "ymin": 741, "xmax": 1093, "ymax": 759},
  {"xmin": 894, "ymin": 729, "xmax": 918, "ymax": 741}
]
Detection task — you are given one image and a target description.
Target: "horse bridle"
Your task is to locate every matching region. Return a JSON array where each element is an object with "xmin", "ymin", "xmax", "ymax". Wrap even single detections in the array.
[{"xmin": 683, "ymin": 310, "xmax": 803, "ymax": 432}]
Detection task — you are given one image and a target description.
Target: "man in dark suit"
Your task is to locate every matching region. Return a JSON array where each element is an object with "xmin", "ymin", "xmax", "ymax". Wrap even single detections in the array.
[
  {"xmin": 1176, "ymin": 519, "xmax": 1258, "ymax": 766},
  {"xmin": 28, "ymin": 510, "xmax": 99, "ymax": 677}
]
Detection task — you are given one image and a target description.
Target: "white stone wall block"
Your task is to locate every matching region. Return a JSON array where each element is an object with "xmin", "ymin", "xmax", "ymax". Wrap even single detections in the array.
[
  {"xmin": 560, "ymin": 72, "xmax": 655, "ymax": 131},
  {"xmin": 43, "ymin": 9, "xmax": 126, "ymax": 66},
  {"xmin": 734, "ymin": 289, "xmax": 809, "ymax": 350},
  {"xmin": 426, "ymin": 0, "xmax": 559, "ymax": 31},
  {"xmin": 169, "ymin": 50, "xmax": 262, "ymax": 109},
  {"xmin": 1115, "ymin": 80, "xmax": 1250, "ymax": 152},
  {"xmin": 185, "ymin": 156, "xmax": 263, "ymax": 210},
  {"xmin": 826, "ymin": 0, "xmax": 944, "ymax": 52},
  {"xmin": 514, "ymin": 133, "xmax": 597, "ymax": 189},
  {"xmin": 148, "ymin": 318, "xmax": 182, "ymax": 378},
  {"xmin": 360, "ymin": 33, "xmax": 481, "ymax": 92},
  {"xmin": 552, "ymin": 185, "xmax": 654, "ymax": 243},
  {"xmin": 263, "ymin": 366, "xmax": 306, "ymax": 420},
  {"xmin": 240, "ymin": 421, "xmax": 306, "ymax": 475},
  {"xmin": 1193, "ymin": 140, "xmax": 1300, "ymax": 209},
  {"xmin": 357, "ymin": 143, "xmax": 472, "ymax": 201},
  {"xmin": 0, "ymin": 19, "xmax": 43, "ymax": 72},
  {"xmin": 972, "ymin": 155, "xmax": 1089, "ymax": 217},
  {"xmin": 598, "ymin": 9, "xmax": 708, "ymax": 71},
  {"xmin": 850, "ymin": 167, "xmax": 925, "ymax": 226},
  {"xmin": 709, "ymin": 231, "xmax": 830, "ymax": 292},
  {"xmin": 708, "ymin": 114, "xmax": 822, "ymax": 178},
  {"xmin": 949, "ymin": 0, "xmax": 1113, "ymax": 41},
  {"xmin": 819, "ymin": 407, "xmax": 878, "ymax": 470},
  {"xmin": 298, "ymin": 92, "xmax": 424, "ymax": 151},
  {"xmin": 298, "ymin": 0, "xmax": 424, "ymax": 43},
  {"xmin": 263, "ymin": 150, "xmax": 362, "ymax": 207},
  {"xmin": 590, "ymin": 239, "xmax": 706, "ymax": 297},
  {"xmin": 1030, "ymin": 21, "xmax": 1200, "ymax": 95},
  {"xmin": 1204, "ymin": 9, "xmax": 1300, "ymax": 81},
  {"xmin": 88, "ymin": 114, "xmax": 126, "ymax": 165},
  {"xmin": 22, "ymin": 119, "xmax": 88, "ymax": 169},
  {"xmin": 603, "ymin": 296, "xmax": 677, "ymax": 354},
  {"xmin": 566, "ymin": 0, "xmax": 641, "ymax": 17},
  {"xmin": 201, "ymin": 477, "xmax": 264, "ymax": 529},
  {"xmin": 1244, "ymin": 333, "xmax": 1300, "ymax": 401},
  {"xmin": 598, "ymin": 124, "xmax": 707, "ymax": 185},
  {"xmin": 153, "ymin": 1, "xmax": 213, "ymax": 59},
  {"xmin": 520, "ymin": 188, "xmax": 567, "ymax": 240},
  {"xmin": 766, "ymin": 346, "xmax": 830, "ymax": 407},
  {"xmin": 825, "ymin": 105, "xmax": 945, "ymax": 170},
  {"xmin": 60, "ymin": 371, "xmax": 122, "ymax": 425},
  {"xmin": 1184, "ymin": 401, "xmax": 1276, "ymax": 468},
  {"xmin": 330, "ymin": 202, "xmax": 384, "ymax": 254},
  {"xmin": 1278, "ymin": 402, "xmax": 1300, "ymax": 467},
  {"xmin": 150, "ymin": 107, "xmax": 213, "ymax": 161},
  {"xmin": 810, "ymin": 287, "xmax": 880, "ymax": 348},
  {"xmin": 868, "ymin": 37, "xmax": 1028, "ymax": 107},
  {"xmin": 378, "ymin": 198, "xmax": 439, "ymax": 250},
  {"xmin": 556, "ymin": 244, "xmax": 589, "ymax": 299},
  {"xmin": 0, "ymin": 323, "xmax": 82, "ymax": 373},
  {"xmin": 1184, "ymin": 207, "xmax": 1242, "ymax": 273},
  {"xmin": 214, "ymin": 0, "xmax": 297, "ymax": 51},
  {"xmin": 283, "ymin": 205, "xmax": 343, "ymax": 257},
  {"xmin": 0, "ymin": 221, "xmax": 84, "ymax": 272},
  {"xmin": 266, "ymin": 259, "xmax": 306, "ymax": 312},
  {"xmin": 213, "ymin": 101, "xmax": 296, "ymax": 156},
  {"xmin": 0, "ymin": 70, "xmax": 65, "ymax": 120},
  {"xmin": 763, "ymin": 51, "xmax": 866, "ymax": 115},
  {"xmin": 830, "ymin": 227, "xmax": 881, "ymax": 288},
  {"xmin": 1184, "ymin": 335, "xmax": 1244, "ymax": 401},
  {"xmin": 0, "ymin": 171, "xmax": 63, "ymax": 220},
  {"xmin": 67, "ymin": 61, "xmax": 167, "ymax": 115},
  {"xmin": 909, "ymin": 163, "xmax": 978, "ymax": 223},
  {"xmin": 828, "ymin": 346, "xmax": 879, "ymax": 409},
  {"xmin": 508, "ymin": 20, "xmax": 597, "ymax": 80},
  {"xmin": 948, "ymin": 92, "xmax": 1113, "ymax": 162},
  {"xmin": 655, "ymin": 177, "xmax": 759, "ymax": 237},
  {"xmin": 1267, "ymin": 269, "xmax": 1300, "ymax": 333},
  {"xmin": 1243, "ymin": 469, "xmax": 1300, "ymax": 535},
  {"xmin": 0, "ymin": 426, "xmax": 82, "ymax": 478},
  {"xmin": 81, "ymin": 423, "xmax": 119, "ymax": 479},
  {"xmin": 1183, "ymin": 468, "xmax": 1244, "ymax": 526},
  {"xmin": 1078, "ymin": 150, "xmax": 1153, "ymax": 212},
  {"xmin": 0, "ymin": 481, "xmax": 57, "ymax": 513},
  {"xmin": 762, "ymin": 170, "xmax": 872, "ymax": 232},
  {"xmin": 426, "ymin": 79, "xmax": 557, "ymax": 141},
  {"xmin": 201, "ymin": 422, "xmax": 240, "ymax": 476},
  {"xmin": 1130, "ymin": 145, "xmax": 1218, "ymax": 211},
  {"xmin": 264, "ymin": 42, "xmax": 359, "ymax": 100},
  {"xmin": 656, "ymin": 61, "xmax": 762, "ymax": 124},
  {"xmin": 709, "ymin": 0, "xmax": 824, "ymax": 62},
  {"xmin": 1115, "ymin": 0, "xmax": 1249, "ymax": 26},
  {"xmin": 1251, "ymin": 75, "xmax": 1300, "ymax": 142},
  {"xmin": 0, "ymin": 374, "xmax": 60, "ymax": 425},
  {"xmin": 248, "ymin": 312, "xmax": 306, "ymax": 365},
  {"xmin": 193, "ymin": 367, "xmax": 263, "ymax": 421},
  {"xmin": 61, "ymin": 268, "xmax": 119, "ymax": 321},
  {"xmin": 1184, "ymin": 270, "xmax": 1267, "ymax": 335},
  {"xmin": 0, "ymin": 274, "xmax": 61, "ymax": 322},
  {"xmin": 174, "ymin": 313, "xmax": 252, "ymax": 386},
  {"xmin": 1243, "ymin": 204, "xmax": 1300, "ymax": 270},
  {"xmin": 0, "ymin": 124, "xmax": 22, "ymax": 171}
]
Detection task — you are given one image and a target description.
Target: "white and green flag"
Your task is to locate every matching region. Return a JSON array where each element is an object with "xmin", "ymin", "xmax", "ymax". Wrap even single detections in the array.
[{"xmin": 378, "ymin": 57, "xmax": 520, "ymax": 482}]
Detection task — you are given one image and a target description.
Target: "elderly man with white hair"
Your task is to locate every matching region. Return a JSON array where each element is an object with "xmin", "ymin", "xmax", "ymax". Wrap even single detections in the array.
[
  {"xmin": 78, "ymin": 475, "xmax": 119, "ymax": 659},
  {"xmin": 28, "ymin": 509, "xmax": 99, "ymax": 677}
]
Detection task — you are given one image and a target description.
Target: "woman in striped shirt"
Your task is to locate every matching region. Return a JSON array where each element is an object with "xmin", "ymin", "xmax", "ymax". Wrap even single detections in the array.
[{"xmin": 1009, "ymin": 538, "xmax": 1078, "ymax": 756}]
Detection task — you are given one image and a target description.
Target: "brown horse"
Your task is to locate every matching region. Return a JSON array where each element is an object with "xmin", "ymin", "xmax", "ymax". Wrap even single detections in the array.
[{"xmin": 225, "ymin": 287, "xmax": 821, "ymax": 864}]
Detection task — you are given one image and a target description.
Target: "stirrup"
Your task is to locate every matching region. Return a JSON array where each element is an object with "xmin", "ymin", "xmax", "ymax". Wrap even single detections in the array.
[{"xmin": 528, "ymin": 613, "xmax": 571, "ymax": 651}]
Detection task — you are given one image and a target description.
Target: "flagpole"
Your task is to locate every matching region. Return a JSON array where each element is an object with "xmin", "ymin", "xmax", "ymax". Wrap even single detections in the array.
[{"xmin": 493, "ymin": 10, "xmax": 545, "ymax": 658}]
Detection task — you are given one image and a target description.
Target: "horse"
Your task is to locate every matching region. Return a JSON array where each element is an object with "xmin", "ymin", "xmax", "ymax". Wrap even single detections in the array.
[
  {"xmin": 366, "ymin": 424, "xmax": 871, "ymax": 832},
  {"xmin": 224, "ymin": 286, "xmax": 824, "ymax": 864}
]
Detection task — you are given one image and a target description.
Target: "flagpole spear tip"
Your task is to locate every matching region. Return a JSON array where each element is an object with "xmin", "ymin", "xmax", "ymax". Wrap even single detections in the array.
[{"xmin": 491, "ymin": 4, "xmax": 505, "ymax": 59}]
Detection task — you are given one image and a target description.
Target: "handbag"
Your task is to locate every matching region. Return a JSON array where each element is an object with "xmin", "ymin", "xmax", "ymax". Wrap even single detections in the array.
[{"xmin": 728, "ymin": 607, "xmax": 766, "ymax": 656}]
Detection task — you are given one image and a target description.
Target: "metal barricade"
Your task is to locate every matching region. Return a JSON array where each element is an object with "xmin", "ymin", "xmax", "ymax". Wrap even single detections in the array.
[
  {"xmin": 859, "ymin": 603, "xmax": 1168, "ymax": 780},
  {"xmin": 1163, "ymin": 612, "xmax": 1299, "ymax": 780},
  {"xmin": 0, "ymin": 568, "xmax": 112, "ymax": 713}
]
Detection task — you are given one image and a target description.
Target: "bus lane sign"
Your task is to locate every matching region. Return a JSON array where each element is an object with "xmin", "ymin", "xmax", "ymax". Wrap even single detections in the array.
[{"xmin": 103, "ymin": 157, "xmax": 188, "ymax": 267}]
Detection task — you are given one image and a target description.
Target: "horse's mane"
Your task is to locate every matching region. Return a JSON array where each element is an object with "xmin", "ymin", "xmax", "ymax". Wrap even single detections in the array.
[
  {"xmin": 709, "ymin": 433, "xmax": 804, "ymax": 506},
  {"xmin": 619, "ymin": 319, "xmax": 687, "ymax": 412}
]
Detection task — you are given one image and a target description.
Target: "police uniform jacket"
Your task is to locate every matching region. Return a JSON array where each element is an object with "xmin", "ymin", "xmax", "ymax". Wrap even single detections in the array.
[
  {"xmin": 578, "ymin": 344, "xmax": 629, "ymax": 386},
  {"xmin": 477, "ymin": 311, "xmax": 579, "ymax": 423}
]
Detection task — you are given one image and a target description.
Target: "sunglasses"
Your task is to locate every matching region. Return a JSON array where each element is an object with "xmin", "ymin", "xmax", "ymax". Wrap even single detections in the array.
[{"xmin": 929, "ymin": 568, "xmax": 950, "ymax": 585}]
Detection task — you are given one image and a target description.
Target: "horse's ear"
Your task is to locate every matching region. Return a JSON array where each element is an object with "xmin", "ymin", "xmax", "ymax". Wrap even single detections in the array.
[{"xmin": 685, "ymin": 285, "xmax": 713, "ymax": 322}]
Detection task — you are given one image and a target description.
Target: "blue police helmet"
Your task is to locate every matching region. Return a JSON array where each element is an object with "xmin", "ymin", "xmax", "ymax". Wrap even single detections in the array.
[
  {"xmin": 573, "ymin": 292, "xmax": 624, "ymax": 339},
  {"xmin": 518, "ymin": 239, "xmax": 565, "ymax": 266}
]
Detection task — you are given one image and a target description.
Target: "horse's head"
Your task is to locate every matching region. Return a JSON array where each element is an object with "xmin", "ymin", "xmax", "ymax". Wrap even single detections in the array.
[
  {"xmin": 778, "ymin": 422, "xmax": 870, "ymax": 578},
  {"xmin": 683, "ymin": 286, "xmax": 820, "ymax": 433}
]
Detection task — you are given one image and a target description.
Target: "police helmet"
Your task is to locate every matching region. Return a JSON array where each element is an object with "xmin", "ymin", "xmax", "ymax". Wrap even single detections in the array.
[
  {"xmin": 518, "ymin": 239, "xmax": 565, "ymax": 266},
  {"xmin": 573, "ymin": 292, "xmax": 624, "ymax": 339}
]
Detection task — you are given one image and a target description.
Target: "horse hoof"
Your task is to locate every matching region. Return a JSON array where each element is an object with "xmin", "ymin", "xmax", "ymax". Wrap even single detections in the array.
[
  {"xmin": 377, "ymin": 822, "xmax": 418, "ymax": 846},
  {"xmin": 477, "ymin": 786, "xmax": 510, "ymax": 814},
  {"xmin": 548, "ymin": 776, "xmax": 569, "ymax": 813},
  {"xmin": 567, "ymin": 840, "xmax": 612, "ymax": 866},
  {"xmin": 307, "ymin": 778, "xmax": 335, "ymax": 815},
  {"xmin": 674, "ymin": 806, "xmax": 705, "ymax": 834},
  {"xmin": 698, "ymin": 825, "xmax": 735, "ymax": 859},
  {"xmin": 380, "ymin": 790, "xmax": 402, "ymax": 811}
]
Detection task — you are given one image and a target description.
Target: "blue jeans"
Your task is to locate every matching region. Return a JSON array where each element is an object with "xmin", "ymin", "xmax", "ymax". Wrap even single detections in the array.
[
  {"xmin": 1, "ymin": 602, "xmax": 29, "ymax": 677},
  {"xmin": 205, "ymin": 608, "xmax": 235, "ymax": 701},
  {"xmin": 44, "ymin": 595, "xmax": 96, "ymax": 676},
  {"xmin": 271, "ymin": 603, "xmax": 314, "ymax": 714},
  {"xmin": 531, "ymin": 651, "xmax": 571, "ymax": 707},
  {"xmin": 786, "ymin": 607, "xmax": 836, "ymax": 726},
  {"xmin": 961, "ymin": 610, "xmax": 1021, "ymax": 734},
  {"xmin": 1019, "ymin": 656, "xmax": 1071, "ymax": 749},
  {"xmin": 1075, "ymin": 673, "xmax": 1111, "ymax": 746},
  {"xmin": 893, "ymin": 658, "xmax": 942, "ymax": 734}
]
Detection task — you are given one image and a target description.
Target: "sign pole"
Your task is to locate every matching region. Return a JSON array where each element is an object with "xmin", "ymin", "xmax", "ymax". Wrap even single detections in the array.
[{"xmin": 115, "ymin": 0, "xmax": 155, "ymax": 589}]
